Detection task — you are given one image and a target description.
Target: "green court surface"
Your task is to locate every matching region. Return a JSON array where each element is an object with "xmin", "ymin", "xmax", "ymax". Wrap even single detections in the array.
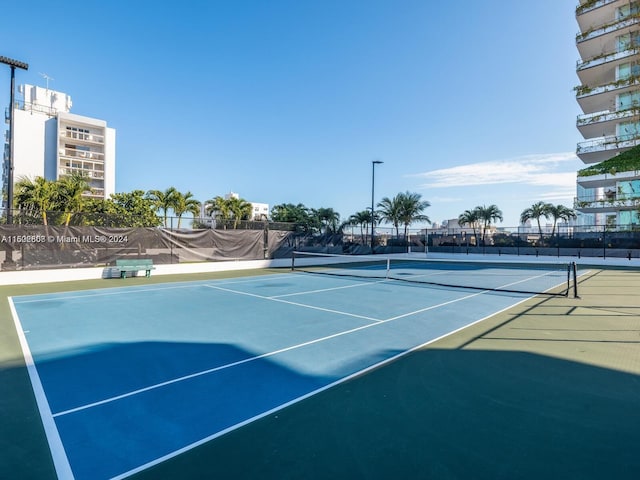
[{"xmin": 1, "ymin": 265, "xmax": 639, "ymax": 480}]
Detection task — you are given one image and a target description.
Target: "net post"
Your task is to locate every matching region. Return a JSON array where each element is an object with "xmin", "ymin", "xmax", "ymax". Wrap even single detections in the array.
[
  {"xmin": 291, "ymin": 251, "xmax": 296, "ymax": 271},
  {"xmin": 572, "ymin": 262, "xmax": 579, "ymax": 298},
  {"xmin": 386, "ymin": 258, "xmax": 391, "ymax": 278}
]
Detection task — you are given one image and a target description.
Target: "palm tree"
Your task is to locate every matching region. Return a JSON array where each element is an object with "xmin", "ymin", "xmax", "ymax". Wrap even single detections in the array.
[
  {"xmin": 205, "ymin": 196, "xmax": 232, "ymax": 225},
  {"xmin": 476, "ymin": 204, "xmax": 503, "ymax": 244},
  {"xmin": 14, "ymin": 176, "xmax": 56, "ymax": 225},
  {"xmin": 377, "ymin": 195, "xmax": 403, "ymax": 237},
  {"xmin": 397, "ymin": 191, "xmax": 431, "ymax": 241},
  {"xmin": 348, "ymin": 210, "xmax": 373, "ymax": 243},
  {"xmin": 546, "ymin": 204, "xmax": 576, "ymax": 239},
  {"xmin": 458, "ymin": 209, "xmax": 480, "ymax": 246},
  {"xmin": 227, "ymin": 196, "xmax": 253, "ymax": 229},
  {"xmin": 172, "ymin": 191, "xmax": 201, "ymax": 229},
  {"xmin": 520, "ymin": 201, "xmax": 551, "ymax": 242},
  {"xmin": 57, "ymin": 173, "xmax": 91, "ymax": 226},
  {"xmin": 146, "ymin": 187, "xmax": 178, "ymax": 227},
  {"xmin": 316, "ymin": 207, "xmax": 341, "ymax": 234}
]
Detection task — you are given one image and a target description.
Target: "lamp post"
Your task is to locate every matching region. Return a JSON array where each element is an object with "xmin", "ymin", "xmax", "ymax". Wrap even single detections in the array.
[
  {"xmin": 1, "ymin": 56, "xmax": 29, "ymax": 225},
  {"xmin": 370, "ymin": 160, "xmax": 383, "ymax": 252}
]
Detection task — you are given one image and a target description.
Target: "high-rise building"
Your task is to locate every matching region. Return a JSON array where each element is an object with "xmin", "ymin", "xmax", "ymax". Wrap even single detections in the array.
[
  {"xmin": 2, "ymin": 83, "xmax": 116, "ymax": 207},
  {"xmin": 575, "ymin": 0, "xmax": 640, "ymax": 227}
]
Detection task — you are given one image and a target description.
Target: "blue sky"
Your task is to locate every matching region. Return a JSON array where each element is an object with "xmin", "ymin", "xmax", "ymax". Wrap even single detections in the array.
[{"xmin": 1, "ymin": 0, "xmax": 584, "ymax": 228}]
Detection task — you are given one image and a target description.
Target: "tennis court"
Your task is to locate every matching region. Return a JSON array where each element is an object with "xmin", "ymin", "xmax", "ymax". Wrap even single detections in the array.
[{"xmin": 8, "ymin": 256, "xmax": 579, "ymax": 479}]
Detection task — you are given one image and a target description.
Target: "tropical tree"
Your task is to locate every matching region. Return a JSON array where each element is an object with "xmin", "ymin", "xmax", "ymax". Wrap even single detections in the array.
[
  {"xmin": 397, "ymin": 191, "xmax": 431, "ymax": 240},
  {"xmin": 270, "ymin": 203, "xmax": 316, "ymax": 232},
  {"xmin": 270, "ymin": 203, "xmax": 309, "ymax": 223},
  {"xmin": 520, "ymin": 201, "xmax": 551, "ymax": 241},
  {"xmin": 57, "ymin": 173, "xmax": 91, "ymax": 226},
  {"xmin": 378, "ymin": 192, "xmax": 431, "ymax": 240},
  {"xmin": 348, "ymin": 210, "xmax": 373, "ymax": 243},
  {"xmin": 377, "ymin": 195, "xmax": 403, "ymax": 236},
  {"xmin": 458, "ymin": 209, "xmax": 481, "ymax": 246},
  {"xmin": 83, "ymin": 190, "xmax": 162, "ymax": 227},
  {"xmin": 14, "ymin": 176, "xmax": 57, "ymax": 225},
  {"xmin": 227, "ymin": 196, "xmax": 253, "ymax": 229},
  {"xmin": 172, "ymin": 191, "xmax": 201, "ymax": 229},
  {"xmin": 205, "ymin": 196, "xmax": 232, "ymax": 222},
  {"xmin": 145, "ymin": 187, "xmax": 178, "ymax": 227},
  {"xmin": 315, "ymin": 207, "xmax": 341, "ymax": 234},
  {"xmin": 476, "ymin": 204, "xmax": 503, "ymax": 244},
  {"xmin": 547, "ymin": 204, "xmax": 577, "ymax": 239}
]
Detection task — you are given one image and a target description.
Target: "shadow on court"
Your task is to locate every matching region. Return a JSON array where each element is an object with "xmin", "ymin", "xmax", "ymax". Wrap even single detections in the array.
[{"xmin": 131, "ymin": 348, "xmax": 640, "ymax": 480}]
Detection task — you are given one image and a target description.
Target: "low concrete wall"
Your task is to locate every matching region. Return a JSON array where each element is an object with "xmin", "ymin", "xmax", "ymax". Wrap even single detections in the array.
[{"xmin": 0, "ymin": 258, "xmax": 293, "ymax": 286}]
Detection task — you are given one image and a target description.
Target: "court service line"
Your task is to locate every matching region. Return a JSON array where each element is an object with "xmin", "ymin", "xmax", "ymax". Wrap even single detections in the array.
[
  {"xmin": 268, "ymin": 279, "xmax": 388, "ymax": 298},
  {"xmin": 202, "ymin": 283, "xmax": 384, "ymax": 323},
  {"xmin": 50, "ymin": 286, "xmax": 490, "ymax": 418}
]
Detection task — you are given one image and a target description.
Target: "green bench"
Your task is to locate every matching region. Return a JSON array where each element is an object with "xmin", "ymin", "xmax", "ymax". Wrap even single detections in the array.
[{"xmin": 115, "ymin": 259, "xmax": 155, "ymax": 278}]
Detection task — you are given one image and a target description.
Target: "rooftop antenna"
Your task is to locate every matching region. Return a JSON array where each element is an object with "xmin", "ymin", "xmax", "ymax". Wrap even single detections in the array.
[{"xmin": 39, "ymin": 72, "xmax": 54, "ymax": 91}]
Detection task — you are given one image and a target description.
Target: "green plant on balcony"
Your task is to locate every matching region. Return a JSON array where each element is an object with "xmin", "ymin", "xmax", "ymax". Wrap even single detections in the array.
[
  {"xmin": 576, "ymin": 12, "xmax": 640, "ymax": 42},
  {"xmin": 576, "ymin": 0, "xmax": 599, "ymax": 15},
  {"xmin": 578, "ymin": 144, "xmax": 640, "ymax": 177}
]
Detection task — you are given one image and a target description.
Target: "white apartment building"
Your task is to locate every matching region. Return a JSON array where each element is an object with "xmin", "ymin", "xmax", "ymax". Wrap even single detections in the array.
[
  {"xmin": 575, "ymin": 0, "xmax": 640, "ymax": 227},
  {"xmin": 2, "ymin": 83, "xmax": 115, "ymax": 206},
  {"xmin": 199, "ymin": 191, "xmax": 270, "ymax": 227}
]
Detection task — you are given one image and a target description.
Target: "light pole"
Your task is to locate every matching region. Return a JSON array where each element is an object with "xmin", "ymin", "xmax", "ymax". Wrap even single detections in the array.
[
  {"xmin": 371, "ymin": 160, "xmax": 383, "ymax": 252},
  {"xmin": 1, "ymin": 55, "xmax": 29, "ymax": 225}
]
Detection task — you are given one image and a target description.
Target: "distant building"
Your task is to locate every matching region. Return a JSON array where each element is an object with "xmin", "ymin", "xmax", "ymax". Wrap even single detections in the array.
[
  {"xmin": 2, "ymin": 83, "xmax": 116, "ymax": 206},
  {"xmin": 199, "ymin": 191, "xmax": 270, "ymax": 227}
]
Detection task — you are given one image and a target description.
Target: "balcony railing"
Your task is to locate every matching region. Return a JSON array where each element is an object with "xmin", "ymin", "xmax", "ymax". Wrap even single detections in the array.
[
  {"xmin": 575, "ymin": 75, "xmax": 640, "ymax": 98},
  {"xmin": 577, "ymin": 134, "xmax": 640, "ymax": 154},
  {"xmin": 577, "ymin": 13, "xmax": 640, "ymax": 43},
  {"xmin": 576, "ymin": 0, "xmax": 619, "ymax": 16},
  {"xmin": 577, "ymin": 106, "xmax": 640, "ymax": 126},
  {"xmin": 575, "ymin": 193, "xmax": 640, "ymax": 210},
  {"xmin": 58, "ymin": 167, "xmax": 105, "ymax": 180},
  {"xmin": 59, "ymin": 130, "xmax": 105, "ymax": 144},
  {"xmin": 577, "ymin": 48, "xmax": 640, "ymax": 71},
  {"xmin": 60, "ymin": 148, "xmax": 105, "ymax": 162}
]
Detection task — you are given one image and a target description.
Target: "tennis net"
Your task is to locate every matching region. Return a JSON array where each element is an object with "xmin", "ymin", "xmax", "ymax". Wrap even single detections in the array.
[{"xmin": 291, "ymin": 251, "xmax": 579, "ymax": 297}]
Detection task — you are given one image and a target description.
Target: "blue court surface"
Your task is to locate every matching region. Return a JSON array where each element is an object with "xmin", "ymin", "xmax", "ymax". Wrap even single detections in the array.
[{"xmin": 10, "ymin": 267, "xmax": 567, "ymax": 479}]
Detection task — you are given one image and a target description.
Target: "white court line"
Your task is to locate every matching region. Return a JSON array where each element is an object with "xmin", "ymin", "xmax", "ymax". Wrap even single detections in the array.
[
  {"xmin": 11, "ymin": 273, "xmax": 299, "ymax": 304},
  {"xmin": 51, "ymin": 284, "xmax": 492, "ymax": 418},
  {"xmin": 203, "ymin": 283, "xmax": 383, "ymax": 323},
  {"xmin": 9, "ymin": 298, "xmax": 75, "ymax": 480}
]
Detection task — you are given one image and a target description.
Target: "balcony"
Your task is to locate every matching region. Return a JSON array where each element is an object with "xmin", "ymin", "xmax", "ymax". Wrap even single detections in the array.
[
  {"xmin": 59, "ymin": 130, "xmax": 105, "ymax": 144},
  {"xmin": 576, "ymin": 76, "xmax": 640, "ymax": 112},
  {"xmin": 575, "ymin": 193, "xmax": 640, "ymax": 212},
  {"xmin": 58, "ymin": 167, "xmax": 105, "ymax": 180},
  {"xmin": 59, "ymin": 147, "xmax": 105, "ymax": 163},
  {"xmin": 577, "ymin": 169, "xmax": 640, "ymax": 188},
  {"xmin": 577, "ymin": 106, "xmax": 640, "ymax": 126},
  {"xmin": 577, "ymin": 0, "xmax": 618, "ymax": 16},
  {"xmin": 577, "ymin": 134, "xmax": 640, "ymax": 163}
]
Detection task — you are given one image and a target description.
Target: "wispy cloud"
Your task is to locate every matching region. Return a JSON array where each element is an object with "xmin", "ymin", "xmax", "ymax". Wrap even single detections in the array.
[{"xmin": 413, "ymin": 153, "xmax": 580, "ymax": 189}]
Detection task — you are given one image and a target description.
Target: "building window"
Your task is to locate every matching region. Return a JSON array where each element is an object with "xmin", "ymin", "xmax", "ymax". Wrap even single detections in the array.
[
  {"xmin": 617, "ymin": 62, "xmax": 640, "ymax": 80},
  {"xmin": 617, "ymin": 121, "xmax": 640, "ymax": 140},
  {"xmin": 617, "ymin": 31, "xmax": 640, "ymax": 52},
  {"xmin": 618, "ymin": 2, "xmax": 640, "ymax": 20},
  {"xmin": 618, "ymin": 91, "xmax": 640, "ymax": 109},
  {"xmin": 66, "ymin": 126, "xmax": 90, "ymax": 140}
]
